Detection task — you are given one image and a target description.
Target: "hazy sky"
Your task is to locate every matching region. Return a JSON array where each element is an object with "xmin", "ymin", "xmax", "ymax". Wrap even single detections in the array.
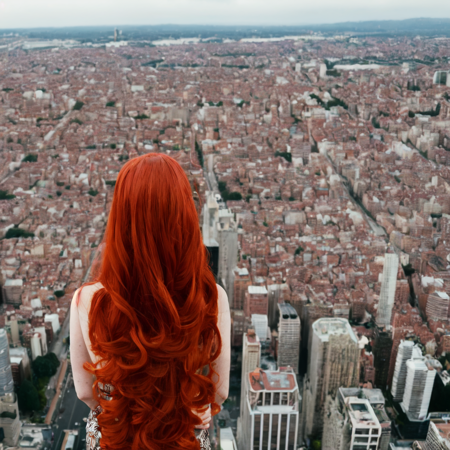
[{"xmin": 0, "ymin": 0, "xmax": 449, "ymax": 29}]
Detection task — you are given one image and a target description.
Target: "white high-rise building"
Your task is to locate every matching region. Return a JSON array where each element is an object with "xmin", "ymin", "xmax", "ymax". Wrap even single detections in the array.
[
  {"xmin": 202, "ymin": 191, "xmax": 238, "ymax": 296},
  {"xmin": 251, "ymin": 314, "xmax": 268, "ymax": 342},
  {"xmin": 0, "ymin": 329, "xmax": 14, "ymax": 395},
  {"xmin": 302, "ymin": 318, "xmax": 360, "ymax": 440},
  {"xmin": 402, "ymin": 358, "xmax": 437, "ymax": 421},
  {"xmin": 391, "ymin": 340, "xmax": 417, "ymax": 402},
  {"xmin": 377, "ymin": 253, "xmax": 399, "ymax": 329},
  {"xmin": 239, "ymin": 368, "xmax": 300, "ymax": 450},
  {"xmin": 240, "ymin": 331, "xmax": 261, "ymax": 415},
  {"xmin": 433, "ymin": 70, "xmax": 450, "ymax": 86},
  {"xmin": 277, "ymin": 303, "xmax": 301, "ymax": 374}
]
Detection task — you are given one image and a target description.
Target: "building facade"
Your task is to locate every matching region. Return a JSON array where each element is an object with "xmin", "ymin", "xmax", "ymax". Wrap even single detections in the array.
[
  {"xmin": 276, "ymin": 303, "xmax": 300, "ymax": 374},
  {"xmin": 239, "ymin": 368, "xmax": 300, "ymax": 450}
]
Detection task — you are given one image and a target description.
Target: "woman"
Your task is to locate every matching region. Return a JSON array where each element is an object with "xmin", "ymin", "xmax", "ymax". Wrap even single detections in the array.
[{"xmin": 69, "ymin": 153, "xmax": 231, "ymax": 450}]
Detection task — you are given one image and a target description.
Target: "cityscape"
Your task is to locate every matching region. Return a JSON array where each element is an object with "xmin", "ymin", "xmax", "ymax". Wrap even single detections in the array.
[{"xmin": 0, "ymin": 18, "xmax": 450, "ymax": 450}]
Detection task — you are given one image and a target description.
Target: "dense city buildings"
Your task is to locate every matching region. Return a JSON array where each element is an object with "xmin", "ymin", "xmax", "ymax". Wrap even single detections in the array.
[{"xmin": 1, "ymin": 29, "xmax": 450, "ymax": 448}]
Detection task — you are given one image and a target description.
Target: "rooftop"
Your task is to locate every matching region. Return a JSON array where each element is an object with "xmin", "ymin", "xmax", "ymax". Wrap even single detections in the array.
[
  {"xmin": 248, "ymin": 286, "xmax": 268, "ymax": 295},
  {"xmin": 312, "ymin": 318, "xmax": 358, "ymax": 343},
  {"xmin": 248, "ymin": 368, "xmax": 297, "ymax": 392}
]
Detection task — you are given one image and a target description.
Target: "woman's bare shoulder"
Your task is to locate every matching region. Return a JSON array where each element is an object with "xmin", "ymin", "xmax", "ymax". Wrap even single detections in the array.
[
  {"xmin": 76, "ymin": 281, "xmax": 104, "ymax": 312},
  {"xmin": 216, "ymin": 284, "xmax": 230, "ymax": 316}
]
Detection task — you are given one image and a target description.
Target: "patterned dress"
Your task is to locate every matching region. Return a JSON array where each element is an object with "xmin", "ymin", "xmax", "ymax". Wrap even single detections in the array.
[{"xmin": 86, "ymin": 382, "xmax": 211, "ymax": 450}]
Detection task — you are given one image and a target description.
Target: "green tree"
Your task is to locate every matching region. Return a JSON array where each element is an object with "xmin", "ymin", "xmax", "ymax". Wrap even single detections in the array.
[
  {"xmin": 32, "ymin": 356, "xmax": 56, "ymax": 379},
  {"xmin": 227, "ymin": 192, "xmax": 242, "ymax": 201},
  {"xmin": 18, "ymin": 380, "xmax": 41, "ymax": 413},
  {"xmin": 0, "ymin": 190, "xmax": 15, "ymax": 200},
  {"xmin": 5, "ymin": 228, "xmax": 34, "ymax": 239},
  {"xmin": 22, "ymin": 154, "xmax": 38, "ymax": 163},
  {"xmin": 73, "ymin": 101, "xmax": 84, "ymax": 110}
]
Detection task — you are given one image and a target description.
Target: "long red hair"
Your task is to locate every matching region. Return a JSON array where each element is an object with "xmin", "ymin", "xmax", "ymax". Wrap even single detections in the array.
[{"xmin": 77, "ymin": 153, "xmax": 221, "ymax": 449}]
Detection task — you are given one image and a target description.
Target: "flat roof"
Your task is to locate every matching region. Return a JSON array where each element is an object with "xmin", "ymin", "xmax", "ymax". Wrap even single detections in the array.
[
  {"xmin": 312, "ymin": 318, "xmax": 357, "ymax": 343},
  {"xmin": 278, "ymin": 303, "xmax": 298, "ymax": 319},
  {"xmin": 347, "ymin": 399, "xmax": 380, "ymax": 428},
  {"xmin": 248, "ymin": 368, "xmax": 297, "ymax": 392},
  {"xmin": 248, "ymin": 286, "xmax": 268, "ymax": 295}
]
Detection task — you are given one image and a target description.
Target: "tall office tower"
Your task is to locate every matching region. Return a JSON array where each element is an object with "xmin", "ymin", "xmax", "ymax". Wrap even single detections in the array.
[
  {"xmin": 277, "ymin": 303, "xmax": 301, "ymax": 374},
  {"xmin": 0, "ymin": 393, "xmax": 21, "ymax": 446},
  {"xmin": 231, "ymin": 310, "xmax": 248, "ymax": 348},
  {"xmin": 373, "ymin": 328, "xmax": 393, "ymax": 390},
  {"xmin": 251, "ymin": 315, "xmax": 268, "ymax": 342},
  {"xmin": 402, "ymin": 358, "xmax": 437, "ymax": 421},
  {"xmin": 391, "ymin": 340, "xmax": 416, "ymax": 401},
  {"xmin": 377, "ymin": 253, "xmax": 399, "ymax": 329},
  {"xmin": 232, "ymin": 267, "xmax": 251, "ymax": 310},
  {"xmin": 202, "ymin": 191, "xmax": 238, "ymax": 294},
  {"xmin": 302, "ymin": 318, "xmax": 360, "ymax": 440},
  {"xmin": 240, "ymin": 331, "xmax": 261, "ymax": 415},
  {"xmin": 244, "ymin": 286, "xmax": 269, "ymax": 318},
  {"xmin": 239, "ymin": 368, "xmax": 299, "ymax": 450},
  {"xmin": 0, "ymin": 330, "xmax": 14, "ymax": 396}
]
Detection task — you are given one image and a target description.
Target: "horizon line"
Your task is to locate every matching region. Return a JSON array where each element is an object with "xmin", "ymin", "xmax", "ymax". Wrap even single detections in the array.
[{"xmin": 1, "ymin": 17, "xmax": 450, "ymax": 32}]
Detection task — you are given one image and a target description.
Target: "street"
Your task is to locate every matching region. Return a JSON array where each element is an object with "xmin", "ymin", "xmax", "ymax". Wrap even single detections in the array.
[{"xmin": 51, "ymin": 382, "xmax": 90, "ymax": 450}]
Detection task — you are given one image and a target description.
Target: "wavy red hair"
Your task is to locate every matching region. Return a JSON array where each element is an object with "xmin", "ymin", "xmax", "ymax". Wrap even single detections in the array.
[{"xmin": 77, "ymin": 153, "xmax": 221, "ymax": 449}]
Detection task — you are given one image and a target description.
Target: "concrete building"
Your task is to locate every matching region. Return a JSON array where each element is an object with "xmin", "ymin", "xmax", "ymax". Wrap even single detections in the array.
[
  {"xmin": 0, "ymin": 392, "xmax": 21, "ymax": 447},
  {"xmin": 302, "ymin": 318, "xmax": 360, "ymax": 440},
  {"xmin": 239, "ymin": 368, "xmax": 300, "ymax": 450},
  {"xmin": 202, "ymin": 191, "xmax": 238, "ymax": 296},
  {"xmin": 433, "ymin": 70, "xmax": 450, "ymax": 86},
  {"xmin": 220, "ymin": 427, "xmax": 238, "ymax": 450},
  {"xmin": 402, "ymin": 357, "xmax": 437, "ymax": 421},
  {"xmin": 0, "ymin": 330, "xmax": 14, "ymax": 396},
  {"xmin": 2, "ymin": 280, "xmax": 22, "ymax": 306},
  {"xmin": 412, "ymin": 421, "xmax": 450, "ymax": 450},
  {"xmin": 244, "ymin": 286, "xmax": 269, "ymax": 318},
  {"xmin": 251, "ymin": 314, "xmax": 269, "ymax": 342},
  {"xmin": 373, "ymin": 328, "xmax": 393, "ymax": 391},
  {"xmin": 241, "ymin": 331, "xmax": 261, "ymax": 415},
  {"xmin": 276, "ymin": 303, "xmax": 300, "ymax": 374},
  {"xmin": 391, "ymin": 340, "xmax": 418, "ymax": 402},
  {"xmin": 322, "ymin": 393, "xmax": 382, "ymax": 450},
  {"xmin": 377, "ymin": 253, "xmax": 399, "ymax": 329},
  {"xmin": 232, "ymin": 267, "xmax": 251, "ymax": 310}
]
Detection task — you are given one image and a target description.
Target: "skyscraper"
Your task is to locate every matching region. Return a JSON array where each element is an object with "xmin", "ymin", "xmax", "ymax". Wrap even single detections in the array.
[
  {"xmin": 239, "ymin": 368, "xmax": 299, "ymax": 450},
  {"xmin": 402, "ymin": 357, "xmax": 437, "ymax": 421},
  {"xmin": 302, "ymin": 318, "xmax": 360, "ymax": 440},
  {"xmin": 373, "ymin": 328, "xmax": 393, "ymax": 390},
  {"xmin": 0, "ymin": 329, "xmax": 14, "ymax": 396},
  {"xmin": 377, "ymin": 253, "xmax": 399, "ymax": 329},
  {"xmin": 240, "ymin": 330, "xmax": 261, "ymax": 415},
  {"xmin": 232, "ymin": 267, "xmax": 251, "ymax": 310},
  {"xmin": 277, "ymin": 303, "xmax": 301, "ymax": 374},
  {"xmin": 391, "ymin": 340, "xmax": 417, "ymax": 402},
  {"xmin": 202, "ymin": 191, "xmax": 238, "ymax": 294}
]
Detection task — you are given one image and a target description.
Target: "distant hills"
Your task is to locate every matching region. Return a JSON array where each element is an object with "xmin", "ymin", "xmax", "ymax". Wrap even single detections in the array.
[{"xmin": 1, "ymin": 18, "xmax": 450, "ymax": 42}]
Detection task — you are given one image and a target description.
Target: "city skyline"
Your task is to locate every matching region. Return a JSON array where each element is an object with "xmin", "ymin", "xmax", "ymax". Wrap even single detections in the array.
[{"xmin": 1, "ymin": 0, "xmax": 450, "ymax": 29}]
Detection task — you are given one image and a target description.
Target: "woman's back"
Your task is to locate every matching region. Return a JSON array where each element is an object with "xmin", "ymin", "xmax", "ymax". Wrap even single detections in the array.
[
  {"xmin": 70, "ymin": 153, "xmax": 231, "ymax": 450},
  {"xmin": 72, "ymin": 276, "xmax": 230, "ymax": 450}
]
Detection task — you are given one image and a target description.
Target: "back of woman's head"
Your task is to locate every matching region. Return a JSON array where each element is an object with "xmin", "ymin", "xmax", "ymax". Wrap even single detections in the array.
[{"xmin": 81, "ymin": 153, "xmax": 220, "ymax": 449}]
